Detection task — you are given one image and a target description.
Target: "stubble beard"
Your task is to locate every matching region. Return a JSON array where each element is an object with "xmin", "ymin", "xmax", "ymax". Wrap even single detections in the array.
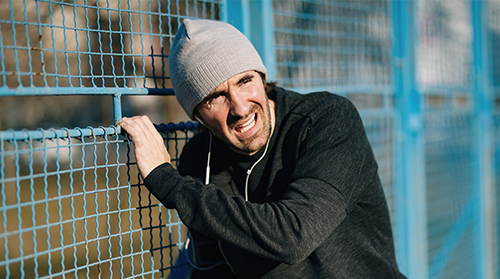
[{"xmin": 211, "ymin": 98, "xmax": 272, "ymax": 155}]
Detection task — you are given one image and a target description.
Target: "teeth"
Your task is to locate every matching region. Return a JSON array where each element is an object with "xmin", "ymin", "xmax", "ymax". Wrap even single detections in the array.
[
  {"xmin": 241, "ymin": 116, "xmax": 254, "ymax": 127},
  {"xmin": 237, "ymin": 114, "xmax": 256, "ymax": 133}
]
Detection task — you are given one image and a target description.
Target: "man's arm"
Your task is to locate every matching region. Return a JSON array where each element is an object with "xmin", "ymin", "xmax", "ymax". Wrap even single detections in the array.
[{"xmin": 144, "ymin": 162, "xmax": 347, "ymax": 265}]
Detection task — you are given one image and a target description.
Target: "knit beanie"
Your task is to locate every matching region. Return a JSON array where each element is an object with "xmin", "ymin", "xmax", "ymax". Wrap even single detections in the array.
[{"xmin": 168, "ymin": 19, "xmax": 267, "ymax": 119}]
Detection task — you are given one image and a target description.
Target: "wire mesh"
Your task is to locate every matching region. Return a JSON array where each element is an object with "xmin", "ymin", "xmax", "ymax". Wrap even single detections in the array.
[
  {"xmin": 424, "ymin": 109, "xmax": 476, "ymax": 279},
  {"xmin": 0, "ymin": 124, "xmax": 196, "ymax": 278},
  {"xmin": 416, "ymin": 0, "xmax": 473, "ymax": 90},
  {"xmin": 272, "ymin": 0, "xmax": 393, "ymax": 92},
  {"xmin": 0, "ymin": 0, "xmax": 219, "ymax": 90},
  {"xmin": 416, "ymin": 0, "xmax": 477, "ymax": 278}
]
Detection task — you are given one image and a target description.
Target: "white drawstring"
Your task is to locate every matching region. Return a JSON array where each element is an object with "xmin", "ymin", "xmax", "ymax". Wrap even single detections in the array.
[
  {"xmin": 205, "ymin": 132, "xmax": 212, "ymax": 185},
  {"xmin": 244, "ymin": 137, "xmax": 271, "ymax": 201},
  {"xmin": 244, "ymin": 101, "xmax": 273, "ymax": 201}
]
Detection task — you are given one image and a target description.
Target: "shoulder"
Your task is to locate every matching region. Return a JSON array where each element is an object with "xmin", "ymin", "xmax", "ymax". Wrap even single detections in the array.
[
  {"xmin": 306, "ymin": 92, "xmax": 359, "ymax": 126},
  {"xmin": 274, "ymin": 87, "xmax": 359, "ymax": 125}
]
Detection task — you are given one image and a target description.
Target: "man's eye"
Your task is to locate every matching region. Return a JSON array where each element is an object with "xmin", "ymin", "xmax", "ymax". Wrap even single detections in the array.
[
  {"xmin": 205, "ymin": 94, "xmax": 225, "ymax": 107},
  {"xmin": 241, "ymin": 77, "xmax": 252, "ymax": 84}
]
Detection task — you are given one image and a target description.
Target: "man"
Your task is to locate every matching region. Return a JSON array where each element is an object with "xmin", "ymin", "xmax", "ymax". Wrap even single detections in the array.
[{"xmin": 121, "ymin": 19, "xmax": 406, "ymax": 279}]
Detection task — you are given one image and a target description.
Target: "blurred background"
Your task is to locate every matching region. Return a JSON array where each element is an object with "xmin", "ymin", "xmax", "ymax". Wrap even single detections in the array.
[{"xmin": 0, "ymin": 0, "xmax": 499, "ymax": 278}]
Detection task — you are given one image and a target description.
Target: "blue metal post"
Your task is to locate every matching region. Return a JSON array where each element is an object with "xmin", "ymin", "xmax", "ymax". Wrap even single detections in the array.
[
  {"xmin": 248, "ymin": 0, "xmax": 276, "ymax": 81},
  {"xmin": 391, "ymin": 0, "xmax": 428, "ymax": 278},
  {"xmin": 221, "ymin": 0, "xmax": 276, "ymax": 81},
  {"xmin": 471, "ymin": 1, "xmax": 495, "ymax": 278},
  {"xmin": 220, "ymin": 0, "xmax": 246, "ymax": 34},
  {"xmin": 111, "ymin": 92, "xmax": 122, "ymax": 136},
  {"xmin": 113, "ymin": 93, "xmax": 122, "ymax": 128}
]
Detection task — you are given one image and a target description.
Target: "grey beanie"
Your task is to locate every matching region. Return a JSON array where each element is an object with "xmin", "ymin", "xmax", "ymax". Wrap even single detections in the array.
[{"xmin": 168, "ymin": 19, "xmax": 267, "ymax": 119}]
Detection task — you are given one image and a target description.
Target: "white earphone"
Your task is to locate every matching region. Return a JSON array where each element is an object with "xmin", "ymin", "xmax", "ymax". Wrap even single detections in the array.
[{"xmin": 195, "ymin": 116, "xmax": 205, "ymax": 126}]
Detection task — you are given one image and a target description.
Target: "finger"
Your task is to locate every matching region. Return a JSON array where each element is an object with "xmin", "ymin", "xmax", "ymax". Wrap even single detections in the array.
[
  {"xmin": 120, "ymin": 116, "xmax": 171, "ymax": 176},
  {"xmin": 121, "ymin": 116, "xmax": 166, "ymax": 153},
  {"xmin": 136, "ymin": 116, "xmax": 167, "ymax": 145},
  {"xmin": 138, "ymin": 115, "xmax": 164, "ymax": 140},
  {"xmin": 120, "ymin": 117, "xmax": 138, "ymax": 137},
  {"xmin": 120, "ymin": 117, "xmax": 143, "ymax": 141},
  {"xmin": 121, "ymin": 117, "xmax": 153, "ymax": 148}
]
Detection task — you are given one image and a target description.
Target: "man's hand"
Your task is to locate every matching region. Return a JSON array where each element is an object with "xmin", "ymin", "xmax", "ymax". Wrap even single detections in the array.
[{"xmin": 120, "ymin": 116, "xmax": 171, "ymax": 178}]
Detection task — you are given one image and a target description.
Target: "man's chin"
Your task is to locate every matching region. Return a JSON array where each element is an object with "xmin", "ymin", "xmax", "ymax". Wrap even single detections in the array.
[
  {"xmin": 231, "ymin": 136, "xmax": 268, "ymax": 155},
  {"xmin": 229, "ymin": 143, "xmax": 260, "ymax": 156}
]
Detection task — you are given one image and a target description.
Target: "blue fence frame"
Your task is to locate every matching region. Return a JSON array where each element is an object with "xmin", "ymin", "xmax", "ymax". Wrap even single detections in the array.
[{"xmin": 1, "ymin": 0, "xmax": 500, "ymax": 278}]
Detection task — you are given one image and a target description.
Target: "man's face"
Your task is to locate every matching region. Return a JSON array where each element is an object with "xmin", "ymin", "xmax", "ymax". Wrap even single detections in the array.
[{"xmin": 196, "ymin": 71, "xmax": 274, "ymax": 156}]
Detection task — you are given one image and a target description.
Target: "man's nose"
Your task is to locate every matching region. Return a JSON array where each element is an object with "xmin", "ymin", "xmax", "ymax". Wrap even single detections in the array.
[{"xmin": 228, "ymin": 89, "xmax": 251, "ymax": 117}]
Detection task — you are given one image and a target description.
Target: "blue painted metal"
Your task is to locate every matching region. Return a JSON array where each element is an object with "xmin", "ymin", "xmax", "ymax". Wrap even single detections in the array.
[
  {"xmin": 113, "ymin": 94, "xmax": 123, "ymax": 127},
  {"xmin": 0, "ymin": 87, "xmax": 174, "ymax": 96},
  {"xmin": 221, "ymin": 0, "xmax": 251, "ymax": 37},
  {"xmin": 0, "ymin": 86, "xmax": 175, "ymax": 128},
  {"xmin": 391, "ymin": 0, "xmax": 427, "ymax": 278},
  {"xmin": 0, "ymin": 127, "xmax": 120, "ymax": 142},
  {"xmin": 0, "ymin": 140, "xmax": 9, "ymax": 277},
  {"xmin": 249, "ymin": 0, "xmax": 276, "ymax": 81},
  {"xmin": 155, "ymin": 122, "xmax": 198, "ymax": 133},
  {"xmin": 472, "ymin": 1, "xmax": 495, "ymax": 278},
  {"xmin": 222, "ymin": 0, "xmax": 276, "ymax": 81},
  {"xmin": 427, "ymin": 197, "xmax": 474, "ymax": 277},
  {"xmin": 0, "ymin": 122, "xmax": 196, "ymax": 142}
]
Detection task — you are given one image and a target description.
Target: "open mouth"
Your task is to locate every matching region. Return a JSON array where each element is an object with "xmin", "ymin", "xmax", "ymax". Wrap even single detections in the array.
[{"xmin": 235, "ymin": 113, "xmax": 257, "ymax": 134}]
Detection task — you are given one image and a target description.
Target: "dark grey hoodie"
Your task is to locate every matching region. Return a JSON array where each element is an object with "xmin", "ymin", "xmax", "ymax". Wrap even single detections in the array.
[{"xmin": 144, "ymin": 87, "xmax": 406, "ymax": 279}]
